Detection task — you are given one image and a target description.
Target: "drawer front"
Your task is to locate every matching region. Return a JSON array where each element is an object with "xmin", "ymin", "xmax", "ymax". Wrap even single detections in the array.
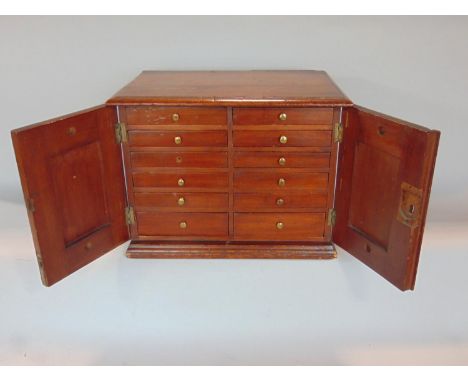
[
  {"xmin": 233, "ymin": 107, "xmax": 333, "ymax": 125},
  {"xmin": 234, "ymin": 213, "xmax": 326, "ymax": 241},
  {"xmin": 128, "ymin": 130, "xmax": 227, "ymax": 147},
  {"xmin": 234, "ymin": 193, "xmax": 328, "ymax": 211},
  {"xmin": 131, "ymin": 152, "xmax": 228, "ymax": 168},
  {"xmin": 234, "ymin": 170, "xmax": 328, "ymax": 191},
  {"xmin": 233, "ymin": 130, "xmax": 332, "ymax": 147},
  {"xmin": 126, "ymin": 106, "xmax": 227, "ymax": 125},
  {"xmin": 137, "ymin": 212, "xmax": 228, "ymax": 237},
  {"xmin": 134, "ymin": 192, "xmax": 229, "ymax": 210},
  {"xmin": 233, "ymin": 152, "xmax": 330, "ymax": 168},
  {"xmin": 133, "ymin": 171, "xmax": 229, "ymax": 189}
]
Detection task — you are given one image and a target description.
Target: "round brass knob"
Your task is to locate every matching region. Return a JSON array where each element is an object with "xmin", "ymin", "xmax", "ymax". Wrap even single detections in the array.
[
  {"xmin": 278, "ymin": 157, "xmax": 286, "ymax": 166},
  {"xmin": 179, "ymin": 221, "xmax": 187, "ymax": 229},
  {"xmin": 178, "ymin": 178, "xmax": 185, "ymax": 187},
  {"xmin": 276, "ymin": 222, "xmax": 284, "ymax": 230},
  {"xmin": 278, "ymin": 178, "xmax": 286, "ymax": 187},
  {"xmin": 174, "ymin": 136, "xmax": 182, "ymax": 145},
  {"xmin": 276, "ymin": 198, "xmax": 285, "ymax": 206},
  {"xmin": 177, "ymin": 197, "xmax": 185, "ymax": 206},
  {"xmin": 279, "ymin": 135, "xmax": 288, "ymax": 144},
  {"xmin": 279, "ymin": 113, "xmax": 287, "ymax": 121},
  {"xmin": 172, "ymin": 113, "xmax": 180, "ymax": 122}
]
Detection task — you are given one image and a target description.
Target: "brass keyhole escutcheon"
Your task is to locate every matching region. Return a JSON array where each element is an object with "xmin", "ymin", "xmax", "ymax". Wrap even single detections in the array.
[
  {"xmin": 276, "ymin": 198, "xmax": 285, "ymax": 206},
  {"xmin": 279, "ymin": 135, "xmax": 288, "ymax": 144},
  {"xmin": 172, "ymin": 113, "xmax": 180, "ymax": 122},
  {"xmin": 278, "ymin": 157, "xmax": 286, "ymax": 166},
  {"xmin": 178, "ymin": 197, "xmax": 185, "ymax": 206},
  {"xmin": 276, "ymin": 222, "xmax": 284, "ymax": 230},
  {"xmin": 174, "ymin": 136, "xmax": 182, "ymax": 145},
  {"xmin": 176, "ymin": 156, "xmax": 183, "ymax": 164},
  {"xmin": 279, "ymin": 113, "xmax": 287, "ymax": 121},
  {"xmin": 278, "ymin": 178, "xmax": 286, "ymax": 187},
  {"xmin": 67, "ymin": 126, "xmax": 77, "ymax": 136},
  {"xmin": 179, "ymin": 221, "xmax": 187, "ymax": 229},
  {"xmin": 178, "ymin": 178, "xmax": 185, "ymax": 187}
]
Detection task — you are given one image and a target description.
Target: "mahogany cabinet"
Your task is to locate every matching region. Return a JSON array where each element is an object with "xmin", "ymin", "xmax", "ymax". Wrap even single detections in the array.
[{"xmin": 11, "ymin": 71, "xmax": 440, "ymax": 290}]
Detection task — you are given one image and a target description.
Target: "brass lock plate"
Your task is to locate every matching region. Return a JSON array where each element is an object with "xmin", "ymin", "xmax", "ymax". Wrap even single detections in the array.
[{"xmin": 396, "ymin": 182, "xmax": 422, "ymax": 228}]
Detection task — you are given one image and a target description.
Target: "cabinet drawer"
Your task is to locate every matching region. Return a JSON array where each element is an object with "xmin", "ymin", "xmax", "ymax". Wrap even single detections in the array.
[
  {"xmin": 128, "ymin": 130, "xmax": 227, "ymax": 147},
  {"xmin": 134, "ymin": 192, "xmax": 229, "ymax": 211},
  {"xmin": 234, "ymin": 170, "xmax": 328, "ymax": 191},
  {"xmin": 233, "ymin": 152, "xmax": 330, "ymax": 168},
  {"xmin": 133, "ymin": 171, "xmax": 229, "ymax": 189},
  {"xmin": 131, "ymin": 152, "xmax": 228, "ymax": 168},
  {"xmin": 126, "ymin": 106, "xmax": 227, "ymax": 125},
  {"xmin": 233, "ymin": 130, "xmax": 331, "ymax": 147},
  {"xmin": 137, "ymin": 212, "xmax": 228, "ymax": 237},
  {"xmin": 233, "ymin": 107, "xmax": 333, "ymax": 125},
  {"xmin": 233, "ymin": 193, "xmax": 328, "ymax": 211},
  {"xmin": 234, "ymin": 213, "xmax": 326, "ymax": 241}
]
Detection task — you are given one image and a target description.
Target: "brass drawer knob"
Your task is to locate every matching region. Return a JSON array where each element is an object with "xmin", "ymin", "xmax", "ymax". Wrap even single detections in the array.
[
  {"xmin": 278, "ymin": 157, "xmax": 286, "ymax": 166},
  {"xmin": 278, "ymin": 178, "xmax": 286, "ymax": 187},
  {"xmin": 279, "ymin": 113, "xmax": 287, "ymax": 121},
  {"xmin": 279, "ymin": 135, "xmax": 288, "ymax": 144},
  {"xmin": 276, "ymin": 222, "xmax": 284, "ymax": 230},
  {"xmin": 178, "ymin": 178, "xmax": 185, "ymax": 187},
  {"xmin": 172, "ymin": 113, "xmax": 180, "ymax": 122},
  {"xmin": 174, "ymin": 136, "xmax": 182, "ymax": 145},
  {"xmin": 177, "ymin": 197, "xmax": 185, "ymax": 206},
  {"xmin": 179, "ymin": 221, "xmax": 187, "ymax": 229},
  {"xmin": 276, "ymin": 198, "xmax": 285, "ymax": 206}
]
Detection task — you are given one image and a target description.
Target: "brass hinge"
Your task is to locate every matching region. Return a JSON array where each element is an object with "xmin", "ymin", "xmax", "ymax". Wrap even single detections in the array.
[
  {"xmin": 115, "ymin": 122, "xmax": 127, "ymax": 144},
  {"xmin": 334, "ymin": 122, "xmax": 343, "ymax": 143},
  {"xmin": 327, "ymin": 208, "xmax": 337, "ymax": 227},
  {"xmin": 125, "ymin": 206, "xmax": 135, "ymax": 225}
]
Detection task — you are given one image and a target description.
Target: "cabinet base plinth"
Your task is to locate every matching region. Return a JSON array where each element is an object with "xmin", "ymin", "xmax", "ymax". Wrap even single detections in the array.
[{"xmin": 126, "ymin": 241, "xmax": 337, "ymax": 259}]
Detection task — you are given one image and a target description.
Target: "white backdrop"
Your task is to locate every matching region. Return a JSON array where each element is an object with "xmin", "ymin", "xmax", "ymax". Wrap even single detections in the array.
[{"xmin": 0, "ymin": 16, "xmax": 467, "ymax": 365}]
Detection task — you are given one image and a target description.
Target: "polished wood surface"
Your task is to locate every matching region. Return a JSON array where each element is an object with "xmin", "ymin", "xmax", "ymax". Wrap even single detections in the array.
[
  {"xmin": 11, "ymin": 70, "xmax": 440, "ymax": 291},
  {"xmin": 333, "ymin": 105, "xmax": 440, "ymax": 291},
  {"xmin": 127, "ymin": 241, "xmax": 337, "ymax": 259},
  {"xmin": 11, "ymin": 106, "xmax": 128, "ymax": 286},
  {"xmin": 107, "ymin": 71, "xmax": 352, "ymax": 106}
]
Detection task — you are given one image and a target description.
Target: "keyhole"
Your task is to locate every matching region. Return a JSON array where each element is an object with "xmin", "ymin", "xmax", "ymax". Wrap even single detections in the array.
[
  {"xmin": 377, "ymin": 126, "xmax": 385, "ymax": 136},
  {"xmin": 408, "ymin": 204, "xmax": 415, "ymax": 214},
  {"xmin": 366, "ymin": 243, "xmax": 371, "ymax": 253}
]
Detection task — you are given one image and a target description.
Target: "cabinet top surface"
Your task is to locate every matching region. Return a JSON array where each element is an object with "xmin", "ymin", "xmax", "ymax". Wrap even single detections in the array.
[{"xmin": 106, "ymin": 70, "xmax": 352, "ymax": 107}]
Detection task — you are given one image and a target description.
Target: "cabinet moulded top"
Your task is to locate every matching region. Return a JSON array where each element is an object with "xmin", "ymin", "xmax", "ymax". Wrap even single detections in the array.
[{"xmin": 106, "ymin": 70, "xmax": 353, "ymax": 107}]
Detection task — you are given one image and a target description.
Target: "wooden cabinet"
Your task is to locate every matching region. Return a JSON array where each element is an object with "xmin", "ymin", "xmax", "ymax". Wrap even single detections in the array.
[{"xmin": 11, "ymin": 70, "xmax": 440, "ymax": 290}]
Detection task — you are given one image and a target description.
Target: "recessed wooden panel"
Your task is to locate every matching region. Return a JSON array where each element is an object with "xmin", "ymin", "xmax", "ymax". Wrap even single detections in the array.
[
  {"xmin": 233, "ymin": 130, "xmax": 332, "ymax": 147},
  {"xmin": 134, "ymin": 192, "xmax": 229, "ymax": 211},
  {"xmin": 233, "ymin": 152, "xmax": 330, "ymax": 168},
  {"xmin": 348, "ymin": 142, "xmax": 400, "ymax": 249},
  {"xmin": 334, "ymin": 106, "xmax": 440, "ymax": 291},
  {"xmin": 11, "ymin": 105, "xmax": 128, "ymax": 287},
  {"xmin": 125, "ymin": 106, "xmax": 227, "ymax": 125},
  {"xmin": 133, "ymin": 171, "xmax": 229, "ymax": 189},
  {"xmin": 234, "ymin": 170, "xmax": 328, "ymax": 191},
  {"xmin": 50, "ymin": 141, "xmax": 110, "ymax": 246},
  {"xmin": 233, "ymin": 107, "xmax": 334, "ymax": 125},
  {"xmin": 234, "ymin": 213, "xmax": 326, "ymax": 241},
  {"xmin": 131, "ymin": 151, "xmax": 228, "ymax": 168},
  {"xmin": 137, "ymin": 212, "xmax": 228, "ymax": 237},
  {"xmin": 234, "ymin": 193, "xmax": 328, "ymax": 211},
  {"xmin": 128, "ymin": 130, "xmax": 227, "ymax": 147}
]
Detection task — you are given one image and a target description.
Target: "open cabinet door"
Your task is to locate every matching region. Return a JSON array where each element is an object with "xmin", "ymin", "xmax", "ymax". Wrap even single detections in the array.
[
  {"xmin": 334, "ymin": 106, "xmax": 440, "ymax": 291},
  {"xmin": 11, "ymin": 106, "xmax": 129, "ymax": 286}
]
